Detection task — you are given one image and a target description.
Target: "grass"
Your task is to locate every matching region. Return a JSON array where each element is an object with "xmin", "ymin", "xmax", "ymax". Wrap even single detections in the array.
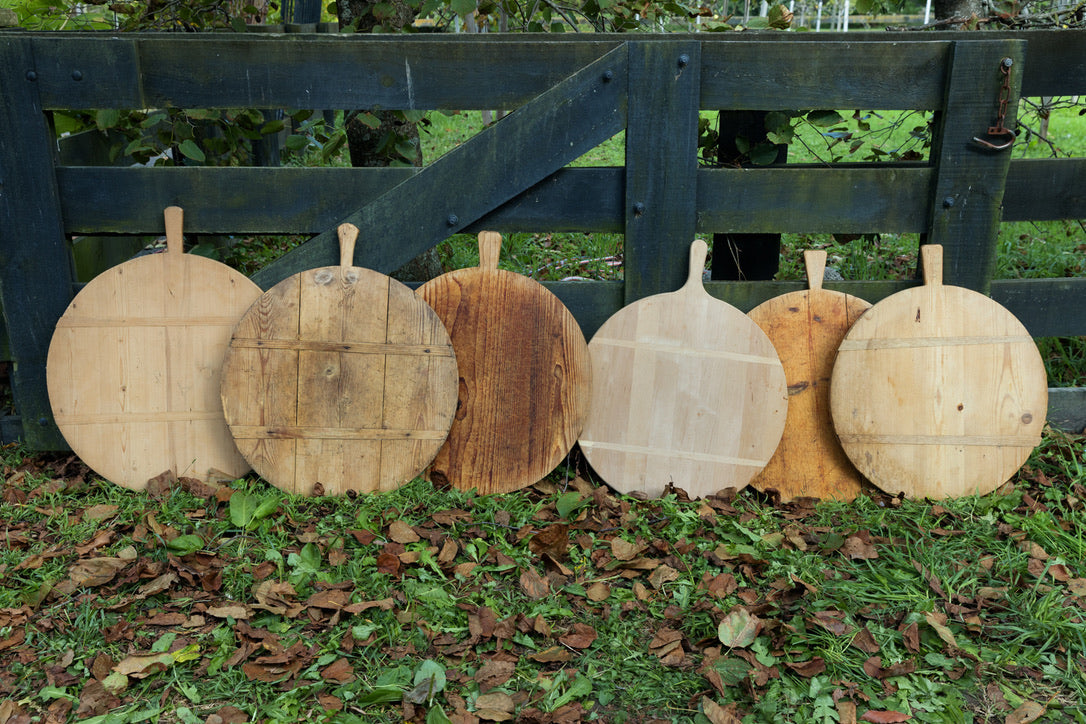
[{"xmin": 1, "ymin": 430, "xmax": 1084, "ymax": 723}]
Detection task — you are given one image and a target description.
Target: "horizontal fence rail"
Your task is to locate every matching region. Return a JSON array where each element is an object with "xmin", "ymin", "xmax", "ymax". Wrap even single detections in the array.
[{"xmin": 1, "ymin": 30, "xmax": 1084, "ymax": 449}]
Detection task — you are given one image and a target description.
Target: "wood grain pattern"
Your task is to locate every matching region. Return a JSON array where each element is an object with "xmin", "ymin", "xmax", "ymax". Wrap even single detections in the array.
[
  {"xmin": 578, "ymin": 240, "xmax": 788, "ymax": 499},
  {"xmin": 830, "ymin": 245, "xmax": 1048, "ymax": 499},
  {"xmin": 220, "ymin": 223, "xmax": 457, "ymax": 495},
  {"xmin": 46, "ymin": 206, "xmax": 262, "ymax": 489},
  {"xmin": 417, "ymin": 232, "xmax": 591, "ymax": 495},
  {"xmin": 747, "ymin": 250, "xmax": 871, "ymax": 502}
]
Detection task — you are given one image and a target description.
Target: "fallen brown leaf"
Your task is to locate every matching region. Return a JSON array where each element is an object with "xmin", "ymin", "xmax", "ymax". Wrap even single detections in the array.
[
  {"xmin": 810, "ymin": 610, "xmax": 851, "ymax": 636},
  {"xmin": 841, "ymin": 534, "xmax": 878, "ymax": 560},
  {"xmin": 82, "ymin": 504, "xmax": 119, "ymax": 522},
  {"xmin": 649, "ymin": 564, "xmax": 680, "ymax": 589},
  {"xmin": 475, "ymin": 691, "xmax": 516, "ymax": 721},
  {"xmin": 321, "ymin": 657, "xmax": 355, "ymax": 684},
  {"xmin": 474, "ymin": 659, "xmax": 515, "ymax": 692},
  {"xmin": 206, "ymin": 604, "xmax": 250, "ymax": 619},
  {"xmin": 611, "ymin": 538, "xmax": 646, "ymax": 561},
  {"xmin": 1006, "ymin": 701, "xmax": 1046, "ymax": 724},
  {"xmin": 529, "ymin": 646, "xmax": 572, "ymax": 663},
  {"xmin": 67, "ymin": 557, "xmax": 129, "ymax": 588},
  {"xmin": 113, "ymin": 652, "xmax": 173, "ymax": 678},
  {"xmin": 850, "ymin": 626, "xmax": 881, "ymax": 654},
  {"xmin": 586, "ymin": 581, "xmax": 611, "ymax": 601},
  {"xmin": 520, "ymin": 568, "xmax": 550, "ymax": 600},
  {"xmin": 529, "ymin": 524, "xmax": 569, "ymax": 559},
  {"xmin": 862, "ymin": 656, "xmax": 916, "ymax": 679},
  {"xmin": 559, "ymin": 623, "xmax": 598, "ymax": 649},
  {"xmin": 784, "ymin": 658, "xmax": 826, "ymax": 677},
  {"xmin": 701, "ymin": 697, "xmax": 742, "ymax": 724},
  {"xmin": 387, "ymin": 520, "xmax": 420, "ymax": 544}
]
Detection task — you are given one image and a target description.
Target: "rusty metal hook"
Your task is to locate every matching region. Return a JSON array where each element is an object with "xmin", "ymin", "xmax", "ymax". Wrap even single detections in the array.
[{"xmin": 973, "ymin": 126, "xmax": 1016, "ymax": 151}]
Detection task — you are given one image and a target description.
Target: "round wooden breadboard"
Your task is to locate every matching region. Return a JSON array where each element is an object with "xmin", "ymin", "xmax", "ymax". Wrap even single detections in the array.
[
  {"xmin": 747, "ymin": 250, "xmax": 871, "ymax": 502},
  {"xmin": 46, "ymin": 206, "xmax": 263, "ymax": 489},
  {"xmin": 577, "ymin": 240, "xmax": 788, "ymax": 499},
  {"xmin": 220, "ymin": 223, "xmax": 458, "ymax": 496},
  {"xmin": 417, "ymin": 232, "xmax": 591, "ymax": 495},
  {"xmin": 830, "ymin": 244, "xmax": 1048, "ymax": 499}
]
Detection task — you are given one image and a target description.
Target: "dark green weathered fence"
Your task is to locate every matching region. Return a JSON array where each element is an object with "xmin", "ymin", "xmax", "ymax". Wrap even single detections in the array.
[{"xmin": 1, "ymin": 30, "xmax": 1084, "ymax": 450}]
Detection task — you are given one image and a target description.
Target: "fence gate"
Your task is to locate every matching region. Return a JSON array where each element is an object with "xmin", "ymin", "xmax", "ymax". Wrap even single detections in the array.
[{"xmin": 1, "ymin": 31, "xmax": 1084, "ymax": 450}]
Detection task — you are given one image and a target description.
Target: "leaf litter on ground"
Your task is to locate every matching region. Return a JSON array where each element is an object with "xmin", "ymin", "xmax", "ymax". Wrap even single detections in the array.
[{"xmin": 0, "ymin": 430, "xmax": 1083, "ymax": 723}]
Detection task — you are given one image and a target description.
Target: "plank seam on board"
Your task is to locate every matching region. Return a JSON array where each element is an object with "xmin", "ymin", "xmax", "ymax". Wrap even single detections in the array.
[
  {"xmin": 590, "ymin": 337, "xmax": 781, "ymax": 365},
  {"xmin": 56, "ymin": 317, "xmax": 243, "ymax": 327},
  {"xmin": 230, "ymin": 426, "xmax": 449, "ymax": 440},
  {"xmin": 229, "ymin": 338, "xmax": 454, "ymax": 356},
  {"xmin": 837, "ymin": 434, "xmax": 1040, "ymax": 447},
  {"xmin": 55, "ymin": 412, "xmax": 222, "ymax": 425},
  {"xmin": 838, "ymin": 335, "xmax": 1035, "ymax": 351},
  {"xmin": 577, "ymin": 440, "xmax": 768, "ymax": 468}
]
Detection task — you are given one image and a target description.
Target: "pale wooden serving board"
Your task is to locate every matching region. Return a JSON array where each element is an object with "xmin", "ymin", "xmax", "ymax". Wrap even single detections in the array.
[
  {"xmin": 417, "ymin": 232, "xmax": 591, "ymax": 495},
  {"xmin": 578, "ymin": 240, "xmax": 788, "ymax": 499},
  {"xmin": 47, "ymin": 206, "xmax": 262, "ymax": 489},
  {"xmin": 220, "ymin": 223, "xmax": 458, "ymax": 496},
  {"xmin": 748, "ymin": 250, "xmax": 871, "ymax": 502},
  {"xmin": 830, "ymin": 244, "xmax": 1048, "ymax": 499}
]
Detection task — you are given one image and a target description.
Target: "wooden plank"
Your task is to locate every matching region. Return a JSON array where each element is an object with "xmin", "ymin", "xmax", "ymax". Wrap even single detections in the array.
[
  {"xmin": 64, "ymin": 158, "xmax": 1085, "ymax": 238},
  {"xmin": 252, "ymin": 44, "xmax": 629, "ymax": 290},
  {"xmin": 926, "ymin": 39, "xmax": 1027, "ymax": 293},
  {"xmin": 57, "ymin": 166, "xmax": 416, "ymax": 234},
  {"xmin": 543, "ymin": 280, "xmax": 624, "ymax": 341},
  {"xmin": 1048, "ymin": 388, "xmax": 1086, "ymax": 434},
  {"xmin": 623, "ymin": 40, "xmax": 701, "ymax": 303},
  {"xmin": 0, "ymin": 417, "xmax": 22, "ymax": 445},
  {"xmin": 56, "ymin": 166, "xmax": 624, "ymax": 235},
  {"xmin": 700, "ymin": 41, "xmax": 950, "ymax": 110},
  {"xmin": 17, "ymin": 36, "xmax": 142, "ymax": 109},
  {"xmin": 17, "ymin": 31, "xmax": 1084, "ymax": 110},
  {"xmin": 0, "ymin": 37, "xmax": 74, "ymax": 449},
  {"xmin": 990, "ymin": 278, "xmax": 1086, "ymax": 338},
  {"xmin": 696, "ymin": 166, "xmax": 931, "ymax": 234},
  {"xmin": 122, "ymin": 35, "xmax": 622, "ymax": 111},
  {"xmin": 1004, "ymin": 158, "xmax": 1086, "ymax": 221}
]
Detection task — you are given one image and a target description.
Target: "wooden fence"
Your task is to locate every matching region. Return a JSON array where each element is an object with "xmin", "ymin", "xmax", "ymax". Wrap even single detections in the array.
[{"xmin": 1, "ymin": 30, "xmax": 1084, "ymax": 450}]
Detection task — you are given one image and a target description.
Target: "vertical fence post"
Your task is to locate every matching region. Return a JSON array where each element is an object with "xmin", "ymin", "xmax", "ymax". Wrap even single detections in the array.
[
  {"xmin": 926, "ymin": 39, "xmax": 1027, "ymax": 293},
  {"xmin": 0, "ymin": 37, "xmax": 74, "ymax": 448},
  {"xmin": 623, "ymin": 40, "xmax": 702, "ymax": 303}
]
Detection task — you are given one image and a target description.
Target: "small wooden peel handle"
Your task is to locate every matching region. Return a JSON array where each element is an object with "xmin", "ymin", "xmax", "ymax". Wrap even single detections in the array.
[
  {"xmin": 338, "ymin": 223, "xmax": 359, "ymax": 268},
  {"xmin": 478, "ymin": 231, "xmax": 502, "ymax": 270},
  {"xmin": 921, "ymin": 244, "xmax": 943, "ymax": 286},
  {"xmin": 164, "ymin": 206, "xmax": 184, "ymax": 255},
  {"xmin": 683, "ymin": 239, "xmax": 709, "ymax": 290},
  {"xmin": 804, "ymin": 250, "xmax": 827, "ymax": 291}
]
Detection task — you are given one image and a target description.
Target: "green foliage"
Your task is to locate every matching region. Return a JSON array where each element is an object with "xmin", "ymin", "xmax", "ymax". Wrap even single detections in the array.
[{"xmin": 1, "ymin": 436, "xmax": 1084, "ymax": 722}]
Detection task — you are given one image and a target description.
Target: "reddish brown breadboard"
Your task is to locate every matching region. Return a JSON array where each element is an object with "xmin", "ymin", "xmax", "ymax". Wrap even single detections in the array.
[
  {"xmin": 748, "ymin": 250, "xmax": 871, "ymax": 502},
  {"xmin": 417, "ymin": 232, "xmax": 591, "ymax": 495}
]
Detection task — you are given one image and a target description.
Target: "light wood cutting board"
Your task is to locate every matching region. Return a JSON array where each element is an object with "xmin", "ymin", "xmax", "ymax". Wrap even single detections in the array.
[
  {"xmin": 46, "ymin": 206, "xmax": 263, "ymax": 489},
  {"xmin": 417, "ymin": 232, "xmax": 591, "ymax": 495},
  {"xmin": 577, "ymin": 239, "xmax": 788, "ymax": 499},
  {"xmin": 747, "ymin": 250, "xmax": 871, "ymax": 502},
  {"xmin": 220, "ymin": 223, "xmax": 458, "ymax": 496},
  {"xmin": 830, "ymin": 244, "xmax": 1048, "ymax": 499}
]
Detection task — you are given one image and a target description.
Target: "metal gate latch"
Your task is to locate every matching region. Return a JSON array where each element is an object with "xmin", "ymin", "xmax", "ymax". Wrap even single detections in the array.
[{"xmin": 973, "ymin": 57, "xmax": 1016, "ymax": 151}]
